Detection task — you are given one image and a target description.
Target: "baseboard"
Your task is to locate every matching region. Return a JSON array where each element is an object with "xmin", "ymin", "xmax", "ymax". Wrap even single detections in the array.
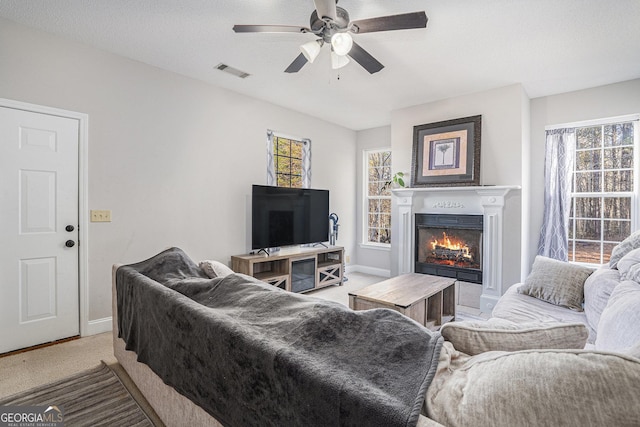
[
  {"xmin": 85, "ymin": 317, "xmax": 112, "ymax": 336},
  {"xmin": 346, "ymin": 265, "xmax": 391, "ymax": 278}
]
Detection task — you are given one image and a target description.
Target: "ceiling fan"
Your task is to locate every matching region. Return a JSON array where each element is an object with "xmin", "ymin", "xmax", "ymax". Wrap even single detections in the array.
[{"xmin": 232, "ymin": 0, "xmax": 428, "ymax": 74}]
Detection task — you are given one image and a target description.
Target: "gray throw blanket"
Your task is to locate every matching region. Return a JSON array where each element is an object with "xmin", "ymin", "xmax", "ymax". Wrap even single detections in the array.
[{"xmin": 117, "ymin": 247, "xmax": 443, "ymax": 427}]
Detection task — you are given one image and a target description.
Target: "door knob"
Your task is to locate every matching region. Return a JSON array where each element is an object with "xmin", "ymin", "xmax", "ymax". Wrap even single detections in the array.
[
  {"xmin": 66, "ymin": 225, "xmax": 75, "ymax": 232},
  {"xmin": 65, "ymin": 240, "xmax": 75, "ymax": 248}
]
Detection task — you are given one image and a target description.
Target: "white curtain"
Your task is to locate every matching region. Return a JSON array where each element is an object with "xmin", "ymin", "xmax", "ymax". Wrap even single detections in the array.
[
  {"xmin": 266, "ymin": 130, "xmax": 275, "ymax": 186},
  {"xmin": 301, "ymin": 138, "xmax": 311, "ymax": 189},
  {"xmin": 266, "ymin": 130, "xmax": 311, "ymax": 188},
  {"xmin": 537, "ymin": 128, "xmax": 576, "ymax": 260}
]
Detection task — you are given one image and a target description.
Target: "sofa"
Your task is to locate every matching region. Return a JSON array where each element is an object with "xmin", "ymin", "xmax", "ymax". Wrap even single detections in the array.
[
  {"xmin": 425, "ymin": 233, "xmax": 640, "ymax": 426},
  {"xmin": 112, "ymin": 247, "xmax": 444, "ymax": 427},
  {"xmin": 492, "ymin": 244, "xmax": 640, "ymax": 355},
  {"xmin": 113, "ymin": 242, "xmax": 640, "ymax": 427}
]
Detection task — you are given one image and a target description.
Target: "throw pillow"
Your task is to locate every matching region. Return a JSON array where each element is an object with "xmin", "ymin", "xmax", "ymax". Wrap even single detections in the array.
[
  {"xmin": 199, "ymin": 260, "xmax": 234, "ymax": 279},
  {"xmin": 609, "ymin": 230, "xmax": 640, "ymax": 268},
  {"xmin": 518, "ymin": 256, "xmax": 594, "ymax": 311},
  {"xmin": 595, "ymin": 280, "xmax": 640, "ymax": 355},
  {"xmin": 440, "ymin": 318, "xmax": 588, "ymax": 356},
  {"xmin": 583, "ymin": 266, "xmax": 620, "ymax": 334},
  {"xmin": 424, "ymin": 343, "xmax": 640, "ymax": 427},
  {"xmin": 615, "ymin": 247, "xmax": 640, "ymax": 277}
]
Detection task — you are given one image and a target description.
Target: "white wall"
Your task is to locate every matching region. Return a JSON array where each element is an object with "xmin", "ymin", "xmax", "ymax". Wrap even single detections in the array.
[
  {"xmin": 355, "ymin": 126, "xmax": 391, "ymax": 276},
  {"xmin": 520, "ymin": 88, "xmax": 532, "ymax": 281},
  {"xmin": 389, "ymin": 84, "xmax": 527, "ymax": 289},
  {"xmin": 527, "ymin": 79, "xmax": 640, "ymax": 274},
  {"xmin": 391, "ymin": 84, "xmax": 527, "ymax": 187},
  {"xmin": 0, "ymin": 18, "xmax": 357, "ymax": 323}
]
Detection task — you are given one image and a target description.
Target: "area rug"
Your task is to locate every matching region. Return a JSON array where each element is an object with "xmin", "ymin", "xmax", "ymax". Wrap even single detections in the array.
[{"xmin": 0, "ymin": 362, "xmax": 157, "ymax": 426}]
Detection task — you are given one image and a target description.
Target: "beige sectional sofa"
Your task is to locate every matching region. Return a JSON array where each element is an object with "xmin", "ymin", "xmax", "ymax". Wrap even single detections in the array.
[
  {"xmin": 492, "ymin": 253, "xmax": 640, "ymax": 354},
  {"xmin": 425, "ymin": 233, "xmax": 640, "ymax": 426}
]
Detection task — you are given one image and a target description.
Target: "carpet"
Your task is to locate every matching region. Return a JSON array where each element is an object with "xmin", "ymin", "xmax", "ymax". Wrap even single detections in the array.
[{"xmin": 0, "ymin": 362, "xmax": 158, "ymax": 426}]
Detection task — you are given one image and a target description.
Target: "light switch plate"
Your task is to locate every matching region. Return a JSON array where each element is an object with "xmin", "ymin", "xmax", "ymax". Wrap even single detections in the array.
[{"xmin": 90, "ymin": 209, "xmax": 111, "ymax": 222}]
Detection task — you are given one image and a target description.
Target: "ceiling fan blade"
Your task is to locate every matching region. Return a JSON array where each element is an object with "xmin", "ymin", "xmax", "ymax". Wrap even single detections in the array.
[
  {"xmin": 284, "ymin": 53, "xmax": 308, "ymax": 73},
  {"xmin": 350, "ymin": 11, "xmax": 428, "ymax": 33},
  {"xmin": 233, "ymin": 24, "xmax": 310, "ymax": 33},
  {"xmin": 313, "ymin": 0, "xmax": 337, "ymax": 20},
  {"xmin": 348, "ymin": 42, "xmax": 384, "ymax": 74}
]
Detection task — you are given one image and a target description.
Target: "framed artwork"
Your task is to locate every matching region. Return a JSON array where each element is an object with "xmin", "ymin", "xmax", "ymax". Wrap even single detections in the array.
[{"xmin": 411, "ymin": 115, "xmax": 481, "ymax": 187}]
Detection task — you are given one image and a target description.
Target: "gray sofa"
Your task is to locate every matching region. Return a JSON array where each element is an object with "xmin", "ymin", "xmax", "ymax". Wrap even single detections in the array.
[
  {"xmin": 424, "ymin": 236, "xmax": 640, "ymax": 426},
  {"xmin": 492, "ymin": 253, "xmax": 640, "ymax": 355},
  {"xmin": 112, "ymin": 248, "xmax": 444, "ymax": 427}
]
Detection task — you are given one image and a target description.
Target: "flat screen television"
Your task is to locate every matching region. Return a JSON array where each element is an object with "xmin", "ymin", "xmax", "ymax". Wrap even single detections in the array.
[{"xmin": 252, "ymin": 185, "xmax": 329, "ymax": 250}]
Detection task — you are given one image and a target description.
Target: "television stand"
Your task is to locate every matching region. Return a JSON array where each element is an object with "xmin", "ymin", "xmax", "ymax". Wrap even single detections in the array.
[{"xmin": 231, "ymin": 245, "xmax": 344, "ymax": 293}]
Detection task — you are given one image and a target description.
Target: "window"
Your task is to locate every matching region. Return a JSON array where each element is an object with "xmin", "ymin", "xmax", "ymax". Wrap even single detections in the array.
[
  {"xmin": 273, "ymin": 135, "xmax": 304, "ymax": 188},
  {"xmin": 569, "ymin": 120, "xmax": 637, "ymax": 264},
  {"xmin": 364, "ymin": 149, "xmax": 392, "ymax": 245},
  {"xmin": 267, "ymin": 131, "xmax": 310, "ymax": 188}
]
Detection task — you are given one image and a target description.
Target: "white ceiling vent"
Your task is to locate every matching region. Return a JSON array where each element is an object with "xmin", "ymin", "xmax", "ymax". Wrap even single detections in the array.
[{"xmin": 215, "ymin": 63, "xmax": 250, "ymax": 79}]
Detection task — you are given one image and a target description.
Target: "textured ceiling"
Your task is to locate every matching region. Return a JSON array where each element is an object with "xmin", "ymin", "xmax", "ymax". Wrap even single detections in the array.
[{"xmin": 1, "ymin": 0, "xmax": 640, "ymax": 130}]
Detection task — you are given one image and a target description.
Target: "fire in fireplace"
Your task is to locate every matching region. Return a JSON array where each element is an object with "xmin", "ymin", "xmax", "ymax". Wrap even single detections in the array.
[
  {"xmin": 415, "ymin": 214, "xmax": 483, "ymax": 284},
  {"xmin": 422, "ymin": 230, "xmax": 481, "ymax": 269}
]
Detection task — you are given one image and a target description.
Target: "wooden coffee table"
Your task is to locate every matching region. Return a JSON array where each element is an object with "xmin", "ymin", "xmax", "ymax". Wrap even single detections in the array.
[{"xmin": 348, "ymin": 273, "xmax": 456, "ymax": 330}]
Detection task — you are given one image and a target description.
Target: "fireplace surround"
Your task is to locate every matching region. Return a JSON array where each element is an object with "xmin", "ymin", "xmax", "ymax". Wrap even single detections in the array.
[{"xmin": 392, "ymin": 185, "xmax": 520, "ymax": 312}]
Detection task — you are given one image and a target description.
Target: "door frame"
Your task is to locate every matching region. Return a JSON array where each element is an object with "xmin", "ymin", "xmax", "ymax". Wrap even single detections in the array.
[{"xmin": 1, "ymin": 97, "xmax": 91, "ymax": 337}]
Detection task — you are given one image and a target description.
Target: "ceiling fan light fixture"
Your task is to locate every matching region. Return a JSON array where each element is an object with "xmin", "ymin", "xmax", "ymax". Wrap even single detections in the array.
[
  {"xmin": 330, "ymin": 32, "xmax": 353, "ymax": 56},
  {"xmin": 331, "ymin": 51, "xmax": 350, "ymax": 69},
  {"xmin": 300, "ymin": 39, "xmax": 323, "ymax": 63}
]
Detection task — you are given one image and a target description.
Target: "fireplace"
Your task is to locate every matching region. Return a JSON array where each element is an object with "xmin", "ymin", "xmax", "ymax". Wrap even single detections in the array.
[
  {"xmin": 392, "ymin": 186, "xmax": 520, "ymax": 313},
  {"xmin": 415, "ymin": 213, "xmax": 483, "ymax": 284}
]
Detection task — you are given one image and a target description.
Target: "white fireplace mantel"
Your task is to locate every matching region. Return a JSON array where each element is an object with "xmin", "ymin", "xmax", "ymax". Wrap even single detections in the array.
[{"xmin": 391, "ymin": 185, "xmax": 521, "ymax": 313}]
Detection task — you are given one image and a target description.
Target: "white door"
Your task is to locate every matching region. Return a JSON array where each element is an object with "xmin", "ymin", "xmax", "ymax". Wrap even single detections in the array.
[{"xmin": 0, "ymin": 106, "xmax": 80, "ymax": 354}]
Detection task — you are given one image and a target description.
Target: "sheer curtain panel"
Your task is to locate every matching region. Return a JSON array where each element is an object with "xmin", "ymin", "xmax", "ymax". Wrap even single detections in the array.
[
  {"xmin": 537, "ymin": 128, "xmax": 576, "ymax": 260},
  {"xmin": 266, "ymin": 130, "xmax": 276, "ymax": 186}
]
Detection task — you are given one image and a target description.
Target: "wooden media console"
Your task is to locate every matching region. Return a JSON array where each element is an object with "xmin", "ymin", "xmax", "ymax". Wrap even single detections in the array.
[{"xmin": 231, "ymin": 246, "xmax": 344, "ymax": 293}]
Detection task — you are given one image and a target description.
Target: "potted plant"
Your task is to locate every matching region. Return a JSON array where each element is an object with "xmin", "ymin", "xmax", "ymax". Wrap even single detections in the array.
[
  {"xmin": 384, "ymin": 172, "xmax": 407, "ymax": 190},
  {"xmin": 392, "ymin": 172, "xmax": 407, "ymax": 188}
]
